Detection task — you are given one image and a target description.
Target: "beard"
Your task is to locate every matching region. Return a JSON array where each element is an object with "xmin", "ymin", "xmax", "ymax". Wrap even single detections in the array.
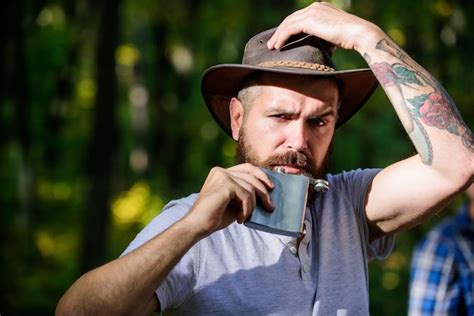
[{"xmin": 235, "ymin": 128, "xmax": 331, "ymax": 180}]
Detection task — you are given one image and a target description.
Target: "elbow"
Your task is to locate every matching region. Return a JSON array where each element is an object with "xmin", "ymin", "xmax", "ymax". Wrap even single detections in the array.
[
  {"xmin": 55, "ymin": 272, "xmax": 92, "ymax": 316},
  {"xmin": 55, "ymin": 294, "xmax": 76, "ymax": 316},
  {"xmin": 462, "ymin": 174, "xmax": 474, "ymax": 192},
  {"xmin": 450, "ymin": 170, "xmax": 473, "ymax": 196},
  {"xmin": 56, "ymin": 284, "xmax": 89, "ymax": 316},
  {"xmin": 444, "ymin": 152, "xmax": 474, "ymax": 192},
  {"xmin": 459, "ymin": 157, "xmax": 474, "ymax": 190}
]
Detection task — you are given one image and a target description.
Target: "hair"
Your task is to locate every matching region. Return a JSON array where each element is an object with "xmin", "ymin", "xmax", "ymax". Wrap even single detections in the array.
[{"xmin": 236, "ymin": 72, "xmax": 264, "ymax": 114}]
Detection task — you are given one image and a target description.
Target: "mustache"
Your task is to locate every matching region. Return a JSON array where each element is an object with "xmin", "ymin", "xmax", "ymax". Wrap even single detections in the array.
[{"xmin": 261, "ymin": 151, "xmax": 315, "ymax": 174}]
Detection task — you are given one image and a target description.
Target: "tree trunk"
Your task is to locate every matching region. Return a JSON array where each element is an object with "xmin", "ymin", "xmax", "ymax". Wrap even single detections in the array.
[{"xmin": 80, "ymin": 0, "xmax": 120, "ymax": 273}]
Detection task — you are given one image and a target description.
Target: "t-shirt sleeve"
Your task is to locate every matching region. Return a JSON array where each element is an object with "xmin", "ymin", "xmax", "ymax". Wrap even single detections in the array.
[
  {"xmin": 335, "ymin": 169, "xmax": 395, "ymax": 260},
  {"xmin": 120, "ymin": 194, "xmax": 199, "ymax": 311}
]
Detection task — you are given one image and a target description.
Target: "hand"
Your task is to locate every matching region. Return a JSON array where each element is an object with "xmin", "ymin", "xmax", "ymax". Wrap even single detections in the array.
[
  {"xmin": 182, "ymin": 163, "xmax": 275, "ymax": 237},
  {"xmin": 267, "ymin": 2, "xmax": 383, "ymax": 53}
]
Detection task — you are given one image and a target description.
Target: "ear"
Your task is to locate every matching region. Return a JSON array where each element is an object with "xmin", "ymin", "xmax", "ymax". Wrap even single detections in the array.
[{"xmin": 229, "ymin": 97, "xmax": 244, "ymax": 141}]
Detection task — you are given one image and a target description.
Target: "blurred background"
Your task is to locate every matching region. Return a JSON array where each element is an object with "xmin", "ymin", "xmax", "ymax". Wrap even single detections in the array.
[{"xmin": 1, "ymin": 0, "xmax": 472, "ymax": 314}]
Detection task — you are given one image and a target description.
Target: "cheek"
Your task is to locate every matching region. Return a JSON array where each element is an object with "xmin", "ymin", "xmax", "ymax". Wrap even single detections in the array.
[
  {"xmin": 245, "ymin": 120, "xmax": 285, "ymax": 153},
  {"xmin": 257, "ymin": 122, "xmax": 286, "ymax": 145},
  {"xmin": 245, "ymin": 115, "xmax": 278, "ymax": 139},
  {"xmin": 309, "ymin": 129, "xmax": 335, "ymax": 156}
]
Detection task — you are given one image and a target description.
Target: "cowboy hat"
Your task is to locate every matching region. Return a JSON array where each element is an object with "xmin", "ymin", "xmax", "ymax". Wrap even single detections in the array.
[{"xmin": 201, "ymin": 27, "xmax": 378, "ymax": 136}]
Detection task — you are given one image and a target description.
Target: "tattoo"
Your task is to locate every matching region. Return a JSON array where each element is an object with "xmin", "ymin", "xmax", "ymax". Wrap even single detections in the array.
[
  {"xmin": 363, "ymin": 52, "xmax": 371, "ymax": 64},
  {"xmin": 376, "ymin": 39, "xmax": 435, "ymax": 87},
  {"xmin": 462, "ymin": 129, "xmax": 474, "ymax": 152},
  {"xmin": 369, "ymin": 38, "xmax": 473, "ymax": 164},
  {"xmin": 375, "ymin": 39, "xmax": 404, "ymax": 59},
  {"xmin": 411, "ymin": 119, "xmax": 433, "ymax": 164}
]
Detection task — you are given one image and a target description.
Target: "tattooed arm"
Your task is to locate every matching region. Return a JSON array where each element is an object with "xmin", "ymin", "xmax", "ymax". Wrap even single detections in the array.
[
  {"xmin": 360, "ymin": 35, "xmax": 473, "ymax": 237},
  {"xmin": 268, "ymin": 2, "xmax": 473, "ymax": 238},
  {"xmin": 368, "ymin": 39, "xmax": 473, "ymax": 163}
]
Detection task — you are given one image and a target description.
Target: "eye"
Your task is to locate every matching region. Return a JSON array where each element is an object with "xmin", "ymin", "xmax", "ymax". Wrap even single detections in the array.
[
  {"xmin": 308, "ymin": 117, "xmax": 326, "ymax": 127},
  {"xmin": 269, "ymin": 114, "xmax": 291, "ymax": 121}
]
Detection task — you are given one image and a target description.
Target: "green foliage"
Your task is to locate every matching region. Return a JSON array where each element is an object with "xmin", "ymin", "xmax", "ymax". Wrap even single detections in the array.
[{"xmin": 1, "ymin": 0, "xmax": 472, "ymax": 314}]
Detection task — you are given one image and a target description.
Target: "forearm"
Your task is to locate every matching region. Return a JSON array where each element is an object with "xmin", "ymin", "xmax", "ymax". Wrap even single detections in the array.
[
  {"xmin": 267, "ymin": 2, "xmax": 472, "ymax": 178},
  {"xmin": 56, "ymin": 218, "xmax": 203, "ymax": 315},
  {"xmin": 357, "ymin": 29, "xmax": 473, "ymax": 177},
  {"xmin": 56, "ymin": 163, "xmax": 274, "ymax": 315}
]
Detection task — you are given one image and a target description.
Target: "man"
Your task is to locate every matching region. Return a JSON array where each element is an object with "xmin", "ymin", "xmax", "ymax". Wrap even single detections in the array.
[
  {"xmin": 408, "ymin": 184, "xmax": 474, "ymax": 316},
  {"xmin": 57, "ymin": 3, "xmax": 473, "ymax": 315}
]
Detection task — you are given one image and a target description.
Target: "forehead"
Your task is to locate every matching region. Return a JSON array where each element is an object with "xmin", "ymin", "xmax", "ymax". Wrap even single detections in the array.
[{"xmin": 251, "ymin": 73, "xmax": 340, "ymax": 107}]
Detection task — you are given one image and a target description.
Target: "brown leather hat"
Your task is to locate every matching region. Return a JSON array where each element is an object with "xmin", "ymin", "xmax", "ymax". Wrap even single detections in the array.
[{"xmin": 201, "ymin": 28, "xmax": 378, "ymax": 136}]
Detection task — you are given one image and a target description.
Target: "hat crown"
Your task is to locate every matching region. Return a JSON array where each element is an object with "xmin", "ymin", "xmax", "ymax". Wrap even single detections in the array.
[{"xmin": 242, "ymin": 28, "xmax": 336, "ymax": 70}]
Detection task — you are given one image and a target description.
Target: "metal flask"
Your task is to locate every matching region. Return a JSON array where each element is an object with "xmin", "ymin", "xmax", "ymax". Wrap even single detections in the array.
[{"xmin": 244, "ymin": 167, "xmax": 329, "ymax": 237}]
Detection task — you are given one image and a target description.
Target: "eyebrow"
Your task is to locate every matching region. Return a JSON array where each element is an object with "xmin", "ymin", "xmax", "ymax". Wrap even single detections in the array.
[
  {"xmin": 264, "ymin": 106, "xmax": 297, "ymax": 115},
  {"xmin": 264, "ymin": 105, "xmax": 337, "ymax": 117},
  {"xmin": 308, "ymin": 108, "xmax": 337, "ymax": 118}
]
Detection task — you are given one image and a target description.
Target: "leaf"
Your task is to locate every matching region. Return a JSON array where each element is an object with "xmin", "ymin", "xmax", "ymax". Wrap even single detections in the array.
[
  {"xmin": 447, "ymin": 125, "xmax": 459, "ymax": 135},
  {"xmin": 410, "ymin": 108, "xmax": 421, "ymax": 117},
  {"xmin": 407, "ymin": 94, "xmax": 429, "ymax": 110},
  {"xmin": 394, "ymin": 66, "xmax": 422, "ymax": 85}
]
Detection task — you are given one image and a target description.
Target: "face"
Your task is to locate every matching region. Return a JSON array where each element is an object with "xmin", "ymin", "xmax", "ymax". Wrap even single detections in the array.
[{"xmin": 230, "ymin": 74, "xmax": 339, "ymax": 179}]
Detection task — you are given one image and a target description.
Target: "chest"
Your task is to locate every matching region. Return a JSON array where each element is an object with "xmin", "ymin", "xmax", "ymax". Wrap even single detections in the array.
[{"xmin": 185, "ymin": 229, "xmax": 318, "ymax": 315}]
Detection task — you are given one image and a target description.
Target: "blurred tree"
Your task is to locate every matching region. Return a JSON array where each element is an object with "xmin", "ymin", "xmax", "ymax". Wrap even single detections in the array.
[
  {"xmin": 0, "ymin": 0, "xmax": 472, "ymax": 314},
  {"xmin": 80, "ymin": 0, "xmax": 121, "ymax": 273}
]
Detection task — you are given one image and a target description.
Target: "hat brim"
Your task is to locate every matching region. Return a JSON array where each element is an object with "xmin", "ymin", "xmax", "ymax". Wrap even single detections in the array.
[{"xmin": 201, "ymin": 64, "xmax": 378, "ymax": 137}]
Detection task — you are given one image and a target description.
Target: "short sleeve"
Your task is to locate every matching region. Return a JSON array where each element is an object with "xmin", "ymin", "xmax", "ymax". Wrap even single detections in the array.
[
  {"xmin": 120, "ymin": 194, "xmax": 199, "ymax": 311},
  {"xmin": 332, "ymin": 169, "xmax": 395, "ymax": 260}
]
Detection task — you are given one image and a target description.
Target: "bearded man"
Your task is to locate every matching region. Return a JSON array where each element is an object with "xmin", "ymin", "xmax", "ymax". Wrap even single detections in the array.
[{"xmin": 57, "ymin": 3, "xmax": 473, "ymax": 315}]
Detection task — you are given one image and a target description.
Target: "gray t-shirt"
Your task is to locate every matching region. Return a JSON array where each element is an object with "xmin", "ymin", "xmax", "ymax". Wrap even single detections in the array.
[{"xmin": 123, "ymin": 169, "xmax": 394, "ymax": 315}]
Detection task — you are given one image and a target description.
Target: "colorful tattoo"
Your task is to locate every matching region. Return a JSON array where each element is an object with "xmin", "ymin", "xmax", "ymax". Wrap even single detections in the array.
[
  {"xmin": 363, "ymin": 52, "xmax": 372, "ymax": 64},
  {"xmin": 375, "ymin": 39, "xmax": 435, "ymax": 87},
  {"xmin": 368, "ymin": 38, "xmax": 473, "ymax": 164}
]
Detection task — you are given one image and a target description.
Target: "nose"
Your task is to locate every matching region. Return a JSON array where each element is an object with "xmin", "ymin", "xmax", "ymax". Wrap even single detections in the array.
[{"xmin": 285, "ymin": 121, "xmax": 309, "ymax": 152}]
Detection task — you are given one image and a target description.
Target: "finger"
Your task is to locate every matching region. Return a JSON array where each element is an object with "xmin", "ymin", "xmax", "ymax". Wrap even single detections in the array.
[
  {"xmin": 267, "ymin": 6, "xmax": 309, "ymax": 48},
  {"xmin": 232, "ymin": 177, "xmax": 257, "ymax": 211},
  {"xmin": 271, "ymin": 10, "xmax": 315, "ymax": 50},
  {"xmin": 267, "ymin": 8, "xmax": 308, "ymax": 49},
  {"xmin": 230, "ymin": 163, "xmax": 275, "ymax": 189},
  {"xmin": 272, "ymin": 21, "xmax": 305, "ymax": 50},
  {"xmin": 233, "ymin": 174, "xmax": 275, "ymax": 212},
  {"xmin": 269, "ymin": 2, "xmax": 344, "ymax": 50},
  {"xmin": 231, "ymin": 184, "xmax": 254, "ymax": 224}
]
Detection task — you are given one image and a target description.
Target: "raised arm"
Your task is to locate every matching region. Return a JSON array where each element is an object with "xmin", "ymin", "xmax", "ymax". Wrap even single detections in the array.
[
  {"xmin": 56, "ymin": 164, "xmax": 274, "ymax": 315},
  {"xmin": 358, "ymin": 32, "xmax": 472, "ymax": 237},
  {"xmin": 268, "ymin": 2, "xmax": 473, "ymax": 238}
]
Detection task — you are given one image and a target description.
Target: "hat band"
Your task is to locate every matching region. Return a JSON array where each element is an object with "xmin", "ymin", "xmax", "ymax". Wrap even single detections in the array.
[{"xmin": 257, "ymin": 60, "xmax": 335, "ymax": 72}]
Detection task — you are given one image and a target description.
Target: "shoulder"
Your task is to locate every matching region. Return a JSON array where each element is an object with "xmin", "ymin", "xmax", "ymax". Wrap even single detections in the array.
[
  {"xmin": 328, "ymin": 168, "xmax": 381, "ymax": 189},
  {"xmin": 143, "ymin": 193, "xmax": 199, "ymax": 229},
  {"xmin": 121, "ymin": 193, "xmax": 198, "ymax": 256},
  {"xmin": 160, "ymin": 193, "xmax": 199, "ymax": 217},
  {"xmin": 325, "ymin": 168, "xmax": 381, "ymax": 205}
]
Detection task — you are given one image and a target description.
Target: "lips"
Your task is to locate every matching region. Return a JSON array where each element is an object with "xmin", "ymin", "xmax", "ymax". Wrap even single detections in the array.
[{"xmin": 273, "ymin": 165, "xmax": 307, "ymax": 175}]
